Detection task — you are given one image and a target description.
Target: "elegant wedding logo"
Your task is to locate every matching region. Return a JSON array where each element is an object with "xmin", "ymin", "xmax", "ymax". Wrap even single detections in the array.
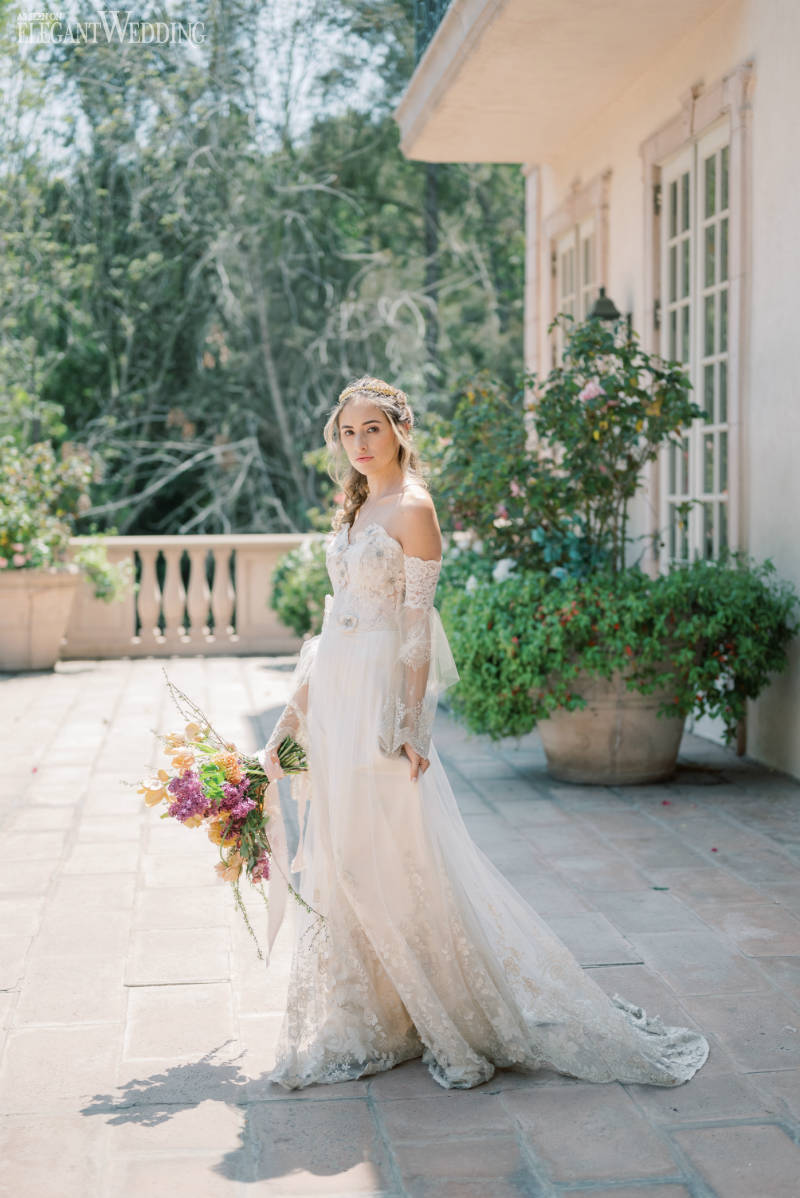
[{"xmin": 15, "ymin": 10, "xmax": 206, "ymax": 44}]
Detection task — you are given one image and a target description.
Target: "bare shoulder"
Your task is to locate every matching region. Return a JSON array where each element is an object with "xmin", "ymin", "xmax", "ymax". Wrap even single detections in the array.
[{"xmin": 394, "ymin": 484, "xmax": 441, "ymax": 560}]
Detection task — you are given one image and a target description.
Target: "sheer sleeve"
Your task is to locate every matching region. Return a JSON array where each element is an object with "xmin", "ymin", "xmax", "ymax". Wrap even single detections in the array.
[{"xmin": 378, "ymin": 556, "xmax": 460, "ymax": 761}]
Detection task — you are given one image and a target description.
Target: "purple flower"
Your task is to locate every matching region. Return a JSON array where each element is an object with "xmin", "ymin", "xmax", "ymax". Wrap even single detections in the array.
[
  {"xmin": 166, "ymin": 770, "xmax": 211, "ymax": 822},
  {"xmin": 218, "ymin": 775, "xmax": 256, "ymax": 821}
]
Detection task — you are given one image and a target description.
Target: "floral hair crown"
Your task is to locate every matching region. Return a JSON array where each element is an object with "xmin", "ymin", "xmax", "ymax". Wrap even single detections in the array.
[{"xmin": 337, "ymin": 380, "xmax": 413, "ymax": 426}]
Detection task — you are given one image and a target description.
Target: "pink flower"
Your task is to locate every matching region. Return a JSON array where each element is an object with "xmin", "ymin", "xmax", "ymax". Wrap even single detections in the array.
[
  {"xmin": 12, "ymin": 553, "xmax": 27, "ymax": 567},
  {"xmin": 494, "ymin": 502, "xmax": 509, "ymax": 519},
  {"xmin": 0, "ymin": 558, "xmax": 7, "ymax": 569},
  {"xmin": 439, "ymin": 436, "xmax": 453, "ymax": 447},
  {"xmin": 578, "ymin": 380, "xmax": 605, "ymax": 402},
  {"xmin": 509, "ymin": 479, "xmax": 523, "ymax": 497},
  {"xmin": 12, "ymin": 542, "xmax": 24, "ymax": 552}
]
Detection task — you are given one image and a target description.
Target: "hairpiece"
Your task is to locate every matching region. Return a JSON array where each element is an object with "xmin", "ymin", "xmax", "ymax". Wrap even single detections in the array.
[{"xmin": 338, "ymin": 380, "xmax": 403, "ymax": 405}]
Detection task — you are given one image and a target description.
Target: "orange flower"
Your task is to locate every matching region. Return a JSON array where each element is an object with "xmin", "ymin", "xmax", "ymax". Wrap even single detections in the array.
[
  {"xmin": 215, "ymin": 851, "xmax": 243, "ymax": 881},
  {"xmin": 170, "ymin": 748, "xmax": 194, "ymax": 773},
  {"xmin": 184, "ymin": 813, "xmax": 204, "ymax": 828},
  {"xmin": 138, "ymin": 779, "xmax": 168, "ymax": 806},
  {"xmin": 164, "ymin": 732, "xmax": 185, "ymax": 750},
  {"xmin": 208, "ymin": 818, "xmax": 238, "ymax": 847},
  {"xmin": 212, "ymin": 750, "xmax": 243, "ymax": 784}
]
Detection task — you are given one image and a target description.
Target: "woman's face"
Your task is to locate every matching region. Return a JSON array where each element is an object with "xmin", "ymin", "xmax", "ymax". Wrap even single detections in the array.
[{"xmin": 339, "ymin": 397, "xmax": 400, "ymax": 477}]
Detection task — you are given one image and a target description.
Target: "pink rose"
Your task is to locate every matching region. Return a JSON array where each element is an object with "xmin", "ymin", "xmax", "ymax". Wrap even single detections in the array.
[
  {"xmin": 12, "ymin": 553, "xmax": 27, "ymax": 567},
  {"xmin": 12, "ymin": 542, "xmax": 24, "ymax": 552},
  {"xmin": 578, "ymin": 380, "xmax": 605, "ymax": 402},
  {"xmin": 494, "ymin": 502, "xmax": 509, "ymax": 519},
  {"xmin": 509, "ymin": 479, "xmax": 523, "ymax": 497},
  {"xmin": 0, "ymin": 557, "xmax": 7, "ymax": 569}
]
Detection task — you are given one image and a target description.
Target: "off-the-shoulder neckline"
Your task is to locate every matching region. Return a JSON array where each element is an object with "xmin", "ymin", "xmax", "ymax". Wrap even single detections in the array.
[{"xmin": 337, "ymin": 521, "xmax": 441, "ymax": 565}]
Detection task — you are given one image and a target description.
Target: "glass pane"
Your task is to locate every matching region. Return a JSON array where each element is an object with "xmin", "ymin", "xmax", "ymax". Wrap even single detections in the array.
[
  {"xmin": 705, "ymin": 224, "xmax": 716, "ymax": 287},
  {"xmin": 705, "ymin": 153, "xmax": 716, "ymax": 218},
  {"xmin": 704, "ymin": 293, "xmax": 715, "ymax": 356},
  {"xmin": 681, "ymin": 171, "xmax": 690, "ymax": 232},
  {"xmin": 719, "ymin": 358, "xmax": 728, "ymax": 422},
  {"xmin": 669, "ymin": 506, "xmax": 676, "ymax": 558},
  {"xmin": 669, "ymin": 441, "xmax": 677, "ymax": 495},
  {"xmin": 670, "ymin": 179, "xmax": 678, "ymax": 238},
  {"xmin": 681, "ymin": 303, "xmax": 690, "ymax": 363},
  {"xmin": 720, "ymin": 287, "xmax": 728, "ymax": 352},
  {"xmin": 704, "ymin": 432, "xmax": 715, "ymax": 493},
  {"xmin": 719, "ymin": 501, "xmax": 728, "ymax": 550},
  {"xmin": 583, "ymin": 235, "xmax": 593, "ymax": 286},
  {"xmin": 669, "ymin": 308, "xmax": 677, "ymax": 359},
  {"xmin": 680, "ymin": 436, "xmax": 690, "ymax": 494},
  {"xmin": 720, "ymin": 430, "xmax": 728, "ymax": 493},
  {"xmin": 704, "ymin": 362, "xmax": 715, "ymax": 420},
  {"xmin": 703, "ymin": 502, "xmax": 714, "ymax": 558},
  {"xmin": 680, "ymin": 518, "xmax": 689, "ymax": 561},
  {"xmin": 669, "ymin": 244, "xmax": 677, "ymax": 302},
  {"xmin": 721, "ymin": 145, "xmax": 729, "ymax": 210},
  {"xmin": 720, "ymin": 216, "xmax": 728, "ymax": 282},
  {"xmin": 681, "ymin": 237, "xmax": 690, "ymax": 298}
]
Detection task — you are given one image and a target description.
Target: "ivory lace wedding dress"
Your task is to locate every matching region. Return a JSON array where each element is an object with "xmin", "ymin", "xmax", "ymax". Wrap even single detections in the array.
[{"xmin": 257, "ymin": 517, "xmax": 710, "ymax": 1091}]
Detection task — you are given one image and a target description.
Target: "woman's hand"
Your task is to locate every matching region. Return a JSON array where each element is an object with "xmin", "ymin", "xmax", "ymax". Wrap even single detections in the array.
[{"xmin": 402, "ymin": 742, "xmax": 430, "ymax": 782}]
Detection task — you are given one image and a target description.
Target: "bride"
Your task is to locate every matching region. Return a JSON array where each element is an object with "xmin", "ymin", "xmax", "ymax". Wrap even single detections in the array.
[{"xmin": 258, "ymin": 375, "xmax": 710, "ymax": 1092}]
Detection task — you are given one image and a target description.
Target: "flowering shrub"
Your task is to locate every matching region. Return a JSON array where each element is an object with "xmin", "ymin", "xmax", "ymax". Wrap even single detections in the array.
[
  {"xmin": 439, "ymin": 554, "xmax": 799, "ymax": 744},
  {"xmin": 0, "ymin": 436, "xmax": 92, "ymax": 570},
  {"xmin": 0, "ymin": 435, "xmax": 130, "ymax": 599}
]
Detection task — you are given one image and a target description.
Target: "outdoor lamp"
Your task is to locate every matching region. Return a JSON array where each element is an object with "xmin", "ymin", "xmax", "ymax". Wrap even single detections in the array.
[{"xmin": 588, "ymin": 286, "xmax": 621, "ymax": 321}]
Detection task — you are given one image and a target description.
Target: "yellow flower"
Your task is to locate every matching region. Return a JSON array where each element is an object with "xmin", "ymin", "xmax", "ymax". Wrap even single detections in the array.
[
  {"xmin": 208, "ymin": 818, "xmax": 238, "ymax": 847},
  {"xmin": 599, "ymin": 420, "xmax": 608, "ymax": 430},
  {"xmin": 635, "ymin": 418, "xmax": 644, "ymax": 432},
  {"xmin": 592, "ymin": 430, "xmax": 600, "ymax": 441}
]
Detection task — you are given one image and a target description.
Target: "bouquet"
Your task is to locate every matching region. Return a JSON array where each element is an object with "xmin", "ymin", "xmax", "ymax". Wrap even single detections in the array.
[{"xmin": 138, "ymin": 673, "xmax": 324, "ymax": 958}]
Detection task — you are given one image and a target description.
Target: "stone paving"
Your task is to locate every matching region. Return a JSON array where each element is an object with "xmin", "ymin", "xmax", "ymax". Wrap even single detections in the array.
[{"xmin": 1, "ymin": 655, "xmax": 800, "ymax": 1197}]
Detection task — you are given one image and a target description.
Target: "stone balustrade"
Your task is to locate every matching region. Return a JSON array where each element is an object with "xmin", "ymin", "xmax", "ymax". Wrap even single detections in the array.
[{"xmin": 63, "ymin": 534, "xmax": 315, "ymax": 658}]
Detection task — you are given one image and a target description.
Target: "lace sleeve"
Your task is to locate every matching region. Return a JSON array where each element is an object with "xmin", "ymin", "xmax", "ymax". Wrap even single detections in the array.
[{"xmin": 378, "ymin": 556, "xmax": 459, "ymax": 761}]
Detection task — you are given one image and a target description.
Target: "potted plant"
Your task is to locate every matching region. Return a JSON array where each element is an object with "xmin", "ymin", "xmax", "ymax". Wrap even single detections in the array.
[
  {"xmin": 430, "ymin": 324, "xmax": 799, "ymax": 784},
  {"xmin": 0, "ymin": 435, "xmax": 131, "ymax": 670}
]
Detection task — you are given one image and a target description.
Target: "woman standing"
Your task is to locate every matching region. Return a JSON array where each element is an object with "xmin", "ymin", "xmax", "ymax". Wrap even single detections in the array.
[{"xmin": 260, "ymin": 375, "xmax": 710, "ymax": 1092}]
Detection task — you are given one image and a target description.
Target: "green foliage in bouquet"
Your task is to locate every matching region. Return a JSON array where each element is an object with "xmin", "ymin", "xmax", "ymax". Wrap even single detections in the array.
[
  {"xmin": 270, "ymin": 535, "xmax": 331, "ymax": 638},
  {"xmin": 440, "ymin": 552, "xmax": 799, "ymax": 746}
]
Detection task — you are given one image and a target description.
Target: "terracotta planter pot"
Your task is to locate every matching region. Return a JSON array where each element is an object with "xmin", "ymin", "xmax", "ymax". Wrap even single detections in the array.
[
  {"xmin": 0, "ymin": 568, "xmax": 81, "ymax": 671},
  {"xmin": 536, "ymin": 666, "xmax": 686, "ymax": 785}
]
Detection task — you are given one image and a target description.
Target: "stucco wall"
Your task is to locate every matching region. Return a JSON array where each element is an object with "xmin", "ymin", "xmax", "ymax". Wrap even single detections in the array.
[{"xmin": 526, "ymin": 0, "xmax": 800, "ymax": 777}]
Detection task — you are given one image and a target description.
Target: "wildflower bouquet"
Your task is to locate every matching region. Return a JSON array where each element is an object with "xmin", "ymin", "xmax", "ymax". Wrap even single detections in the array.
[{"xmin": 138, "ymin": 674, "xmax": 323, "ymax": 959}]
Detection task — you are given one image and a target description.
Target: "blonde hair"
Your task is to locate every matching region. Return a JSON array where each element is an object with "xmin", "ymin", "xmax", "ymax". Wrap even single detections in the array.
[{"xmin": 323, "ymin": 376, "xmax": 429, "ymax": 533}]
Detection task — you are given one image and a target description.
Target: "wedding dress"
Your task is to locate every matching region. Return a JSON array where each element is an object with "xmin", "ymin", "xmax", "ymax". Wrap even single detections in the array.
[{"xmin": 257, "ymin": 517, "xmax": 710, "ymax": 1091}]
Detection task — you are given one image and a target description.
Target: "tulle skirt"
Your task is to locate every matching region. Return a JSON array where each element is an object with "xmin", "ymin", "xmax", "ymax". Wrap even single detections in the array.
[{"xmin": 267, "ymin": 620, "xmax": 710, "ymax": 1091}]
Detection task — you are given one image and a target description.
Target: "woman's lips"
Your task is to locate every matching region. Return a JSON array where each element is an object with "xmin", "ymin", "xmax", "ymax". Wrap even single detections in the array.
[{"xmin": 356, "ymin": 456, "xmax": 373, "ymax": 462}]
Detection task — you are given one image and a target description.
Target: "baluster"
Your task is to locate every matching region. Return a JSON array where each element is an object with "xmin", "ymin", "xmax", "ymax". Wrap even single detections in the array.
[
  {"xmin": 160, "ymin": 544, "xmax": 186, "ymax": 649},
  {"xmin": 185, "ymin": 546, "xmax": 210, "ymax": 645},
  {"xmin": 137, "ymin": 547, "xmax": 161, "ymax": 647},
  {"xmin": 209, "ymin": 546, "xmax": 235, "ymax": 643}
]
